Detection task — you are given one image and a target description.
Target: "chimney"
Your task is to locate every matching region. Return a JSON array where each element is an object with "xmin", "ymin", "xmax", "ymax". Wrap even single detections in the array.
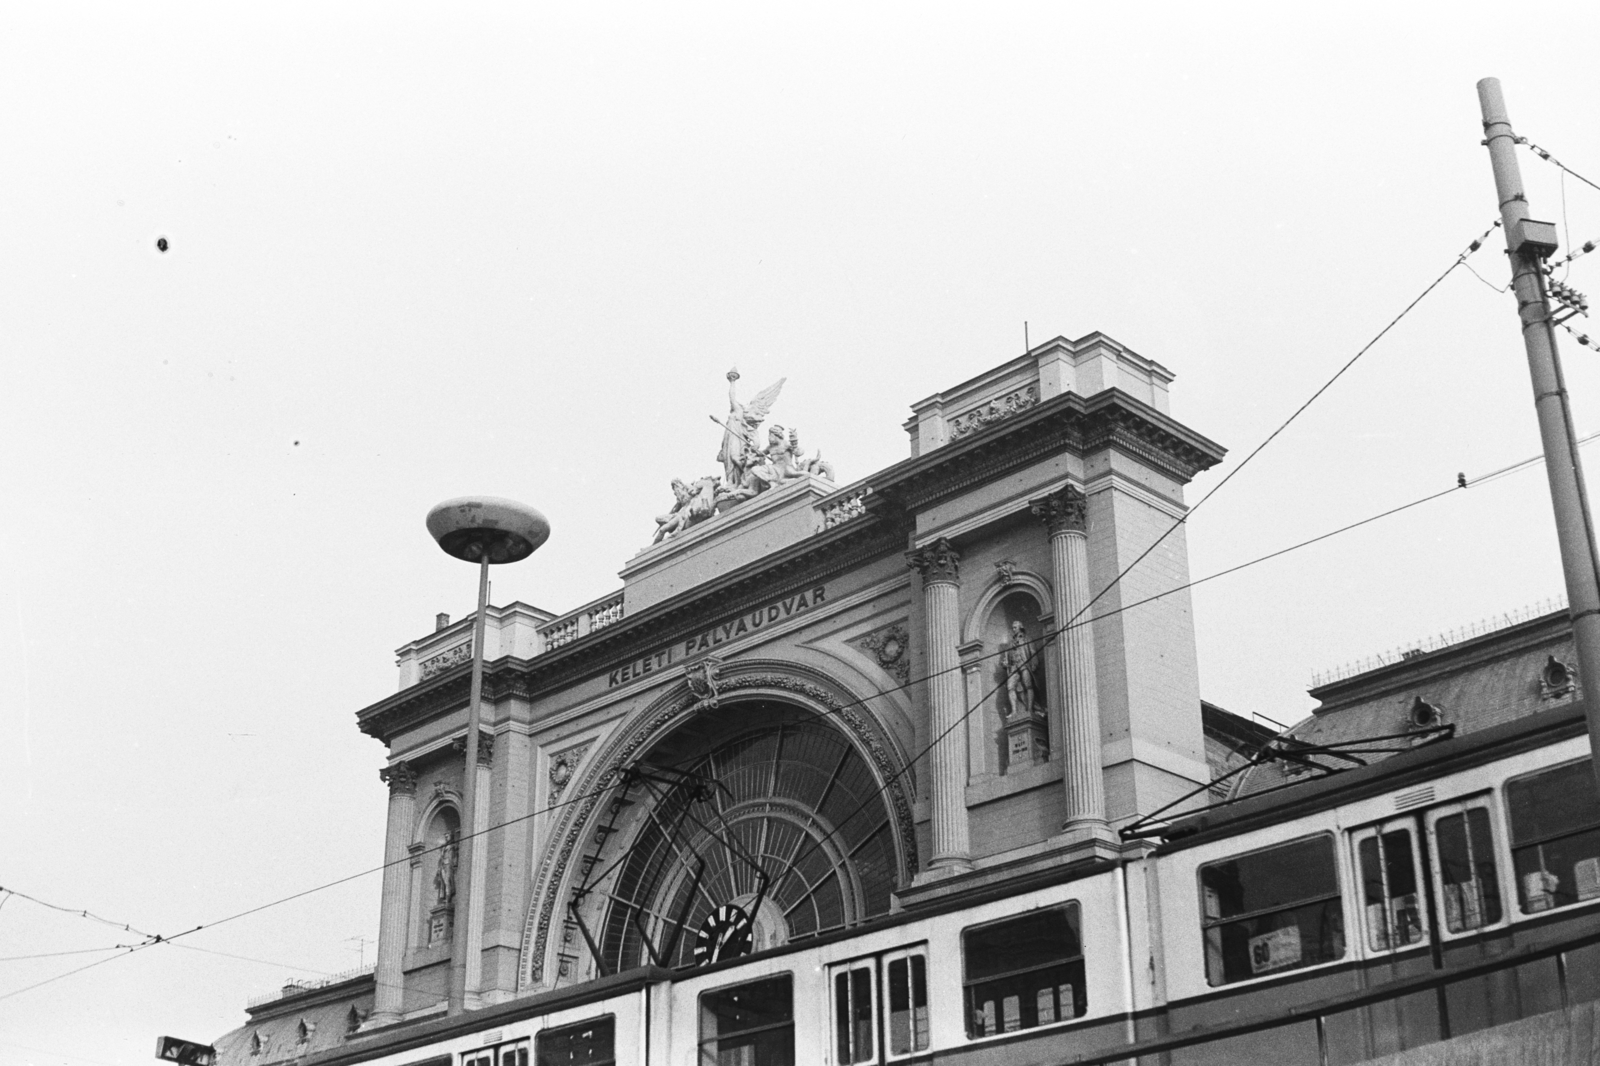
[{"xmin": 435, "ymin": 612, "xmax": 450, "ymax": 632}]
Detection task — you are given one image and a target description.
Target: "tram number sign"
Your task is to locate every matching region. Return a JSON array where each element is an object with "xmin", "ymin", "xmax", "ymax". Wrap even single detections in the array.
[
  {"xmin": 1247, "ymin": 926, "xmax": 1302, "ymax": 975},
  {"xmin": 156, "ymin": 1037, "xmax": 217, "ymax": 1066}
]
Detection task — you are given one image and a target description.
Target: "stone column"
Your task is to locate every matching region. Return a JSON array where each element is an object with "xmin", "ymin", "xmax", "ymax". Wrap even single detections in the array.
[
  {"xmin": 1032, "ymin": 487, "xmax": 1107, "ymax": 829},
  {"xmin": 370, "ymin": 762, "xmax": 417, "ymax": 1027},
  {"xmin": 907, "ymin": 537, "xmax": 972, "ymax": 871}
]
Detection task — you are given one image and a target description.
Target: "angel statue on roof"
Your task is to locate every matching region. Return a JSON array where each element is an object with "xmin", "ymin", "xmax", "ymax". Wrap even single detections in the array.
[{"xmin": 716, "ymin": 368, "xmax": 786, "ymax": 488}]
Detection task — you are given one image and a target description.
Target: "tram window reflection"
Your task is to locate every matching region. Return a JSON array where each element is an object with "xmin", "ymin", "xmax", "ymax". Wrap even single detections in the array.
[
  {"xmin": 883, "ymin": 950, "xmax": 928, "ymax": 1058},
  {"xmin": 1508, "ymin": 759, "xmax": 1600, "ymax": 914},
  {"xmin": 1355, "ymin": 822, "xmax": 1426, "ymax": 951},
  {"xmin": 1430, "ymin": 804, "xmax": 1503, "ymax": 932},
  {"xmin": 962, "ymin": 904, "xmax": 1085, "ymax": 1038},
  {"xmin": 698, "ymin": 975, "xmax": 793, "ymax": 1066},
  {"xmin": 535, "ymin": 1016, "xmax": 613, "ymax": 1066},
  {"xmin": 1199, "ymin": 834, "xmax": 1345, "ymax": 986}
]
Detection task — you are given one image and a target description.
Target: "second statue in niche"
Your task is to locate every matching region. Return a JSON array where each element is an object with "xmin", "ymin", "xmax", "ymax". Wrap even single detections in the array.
[{"xmin": 1001, "ymin": 620, "xmax": 1042, "ymax": 718}]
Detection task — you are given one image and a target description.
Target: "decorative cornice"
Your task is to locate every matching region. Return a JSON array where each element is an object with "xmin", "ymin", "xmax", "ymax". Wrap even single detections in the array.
[
  {"xmin": 356, "ymin": 515, "xmax": 907, "ymax": 744},
  {"xmin": 1031, "ymin": 484, "xmax": 1087, "ymax": 536},
  {"xmin": 378, "ymin": 762, "xmax": 417, "ymax": 796},
  {"xmin": 519, "ymin": 664, "xmax": 918, "ymax": 991},
  {"xmin": 875, "ymin": 388, "xmax": 1224, "ymax": 514},
  {"xmin": 906, "ymin": 537, "xmax": 960, "ymax": 585}
]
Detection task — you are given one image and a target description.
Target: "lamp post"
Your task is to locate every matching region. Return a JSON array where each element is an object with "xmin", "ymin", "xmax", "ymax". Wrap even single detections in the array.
[{"xmin": 425, "ymin": 496, "xmax": 550, "ymax": 1015}]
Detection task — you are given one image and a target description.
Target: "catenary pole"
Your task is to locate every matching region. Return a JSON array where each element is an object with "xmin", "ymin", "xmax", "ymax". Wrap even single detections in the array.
[{"xmin": 1479, "ymin": 77, "xmax": 1600, "ymax": 792}]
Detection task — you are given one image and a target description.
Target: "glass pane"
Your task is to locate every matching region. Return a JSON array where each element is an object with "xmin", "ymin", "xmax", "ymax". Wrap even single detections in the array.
[
  {"xmin": 1435, "ymin": 809, "xmax": 1502, "ymax": 932},
  {"xmin": 835, "ymin": 972, "xmax": 852, "ymax": 1063},
  {"xmin": 1201, "ymin": 837, "xmax": 1338, "ymax": 921},
  {"xmin": 963, "ymin": 906, "xmax": 1081, "ymax": 982},
  {"xmin": 536, "ymin": 1019, "xmax": 613, "ymax": 1066},
  {"xmin": 910, "ymin": 955, "xmax": 928, "ymax": 1051},
  {"xmin": 851, "ymin": 968, "xmax": 873, "ymax": 1063},
  {"xmin": 1514, "ymin": 825, "xmax": 1600, "ymax": 911},
  {"xmin": 700, "ymin": 976, "xmax": 794, "ymax": 1066},
  {"xmin": 887, "ymin": 960, "xmax": 910, "ymax": 1055},
  {"xmin": 1203, "ymin": 898, "xmax": 1345, "ymax": 986},
  {"xmin": 1360, "ymin": 829, "xmax": 1423, "ymax": 951},
  {"xmin": 965, "ymin": 959, "xmax": 1085, "ymax": 1037},
  {"xmin": 1508, "ymin": 761, "xmax": 1600, "ymax": 845}
]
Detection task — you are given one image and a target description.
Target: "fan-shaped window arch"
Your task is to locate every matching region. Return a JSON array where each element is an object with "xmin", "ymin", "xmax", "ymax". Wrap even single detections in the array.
[{"xmin": 587, "ymin": 701, "xmax": 897, "ymax": 973}]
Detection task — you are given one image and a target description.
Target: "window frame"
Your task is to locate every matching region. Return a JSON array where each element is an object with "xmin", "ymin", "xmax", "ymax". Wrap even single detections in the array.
[
  {"xmin": 880, "ymin": 945, "xmax": 930, "ymax": 1062},
  {"xmin": 1505, "ymin": 757, "xmax": 1600, "ymax": 917},
  {"xmin": 1196, "ymin": 831, "xmax": 1346, "ymax": 988},
  {"xmin": 696, "ymin": 972, "xmax": 795, "ymax": 1066},
  {"xmin": 960, "ymin": 902, "xmax": 1086, "ymax": 1040},
  {"xmin": 1349, "ymin": 816, "xmax": 1429, "ymax": 955},
  {"xmin": 533, "ymin": 1015, "xmax": 614, "ymax": 1066},
  {"xmin": 1423, "ymin": 794, "xmax": 1507, "ymax": 939},
  {"xmin": 827, "ymin": 956, "xmax": 880, "ymax": 1066},
  {"xmin": 461, "ymin": 1038, "xmax": 527, "ymax": 1066}
]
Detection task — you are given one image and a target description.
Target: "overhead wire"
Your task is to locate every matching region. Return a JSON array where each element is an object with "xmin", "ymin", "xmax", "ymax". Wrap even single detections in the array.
[
  {"xmin": 0, "ymin": 218, "xmax": 1517, "ymax": 1001},
  {"xmin": 1518, "ymin": 134, "xmax": 1600, "ymax": 196}
]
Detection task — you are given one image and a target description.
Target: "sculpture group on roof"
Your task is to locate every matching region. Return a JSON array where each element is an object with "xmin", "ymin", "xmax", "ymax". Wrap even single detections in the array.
[{"xmin": 652, "ymin": 369, "xmax": 835, "ymax": 544}]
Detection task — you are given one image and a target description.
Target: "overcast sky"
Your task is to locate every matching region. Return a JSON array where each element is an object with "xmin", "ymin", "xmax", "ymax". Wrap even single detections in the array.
[{"xmin": 5, "ymin": 5, "xmax": 1600, "ymax": 1063}]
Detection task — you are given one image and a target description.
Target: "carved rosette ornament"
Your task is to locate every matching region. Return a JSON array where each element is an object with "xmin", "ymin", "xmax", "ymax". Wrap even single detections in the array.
[
  {"xmin": 906, "ymin": 537, "xmax": 961, "ymax": 586},
  {"xmin": 847, "ymin": 622, "xmax": 911, "ymax": 686},
  {"xmin": 548, "ymin": 742, "xmax": 594, "ymax": 807},
  {"xmin": 378, "ymin": 761, "xmax": 418, "ymax": 795},
  {"xmin": 1031, "ymin": 485, "xmax": 1088, "ymax": 537}
]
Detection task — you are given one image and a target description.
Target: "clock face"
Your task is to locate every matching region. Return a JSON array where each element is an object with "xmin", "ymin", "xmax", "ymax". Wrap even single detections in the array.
[{"xmin": 692, "ymin": 903, "xmax": 754, "ymax": 966}]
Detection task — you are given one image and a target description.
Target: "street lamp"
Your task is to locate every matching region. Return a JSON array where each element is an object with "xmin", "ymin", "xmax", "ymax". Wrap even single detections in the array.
[{"xmin": 425, "ymin": 496, "xmax": 550, "ymax": 1014}]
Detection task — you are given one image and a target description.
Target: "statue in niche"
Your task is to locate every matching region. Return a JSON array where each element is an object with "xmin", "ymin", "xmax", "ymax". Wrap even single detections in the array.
[
  {"xmin": 653, "ymin": 476, "xmax": 722, "ymax": 543},
  {"xmin": 1000, "ymin": 620, "xmax": 1042, "ymax": 718},
  {"xmin": 433, "ymin": 832, "xmax": 458, "ymax": 908}
]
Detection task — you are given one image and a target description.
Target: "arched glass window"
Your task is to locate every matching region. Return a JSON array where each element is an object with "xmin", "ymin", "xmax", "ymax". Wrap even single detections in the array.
[{"xmin": 590, "ymin": 702, "xmax": 897, "ymax": 973}]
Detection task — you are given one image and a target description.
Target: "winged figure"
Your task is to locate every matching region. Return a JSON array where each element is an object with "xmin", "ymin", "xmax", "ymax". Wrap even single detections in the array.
[{"xmin": 716, "ymin": 369, "xmax": 785, "ymax": 487}]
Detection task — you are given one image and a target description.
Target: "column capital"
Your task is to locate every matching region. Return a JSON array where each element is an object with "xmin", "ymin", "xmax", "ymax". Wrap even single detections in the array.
[
  {"xmin": 379, "ymin": 761, "xmax": 418, "ymax": 795},
  {"xmin": 906, "ymin": 537, "xmax": 961, "ymax": 585},
  {"xmin": 452, "ymin": 731, "xmax": 496, "ymax": 766},
  {"xmin": 1031, "ymin": 485, "xmax": 1088, "ymax": 536}
]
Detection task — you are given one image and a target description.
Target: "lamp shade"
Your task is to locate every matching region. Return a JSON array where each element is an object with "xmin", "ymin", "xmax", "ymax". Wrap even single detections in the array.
[{"xmin": 426, "ymin": 496, "xmax": 550, "ymax": 564}]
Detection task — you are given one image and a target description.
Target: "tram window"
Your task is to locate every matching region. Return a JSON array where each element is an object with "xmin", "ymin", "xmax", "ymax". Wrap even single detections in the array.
[
  {"xmin": 698, "ymin": 974, "xmax": 793, "ymax": 1066},
  {"xmin": 462, "ymin": 1051, "xmax": 495, "ymax": 1066},
  {"xmin": 962, "ymin": 904, "xmax": 1085, "ymax": 1038},
  {"xmin": 1353, "ymin": 821, "xmax": 1426, "ymax": 951},
  {"xmin": 1198, "ymin": 834, "xmax": 1345, "ymax": 986},
  {"xmin": 830, "ymin": 962, "xmax": 877, "ymax": 1065},
  {"xmin": 498, "ymin": 1043, "xmax": 529, "ymax": 1066},
  {"xmin": 535, "ymin": 1017, "xmax": 613, "ymax": 1066},
  {"xmin": 1426, "ymin": 800, "xmax": 1503, "ymax": 933},
  {"xmin": 1507, "ymin": 759, "xmax": 1600, "ymax": 913},
  {"xmin": 882, "ymin": 948, "xmax": 929, "ymax": 1058}
]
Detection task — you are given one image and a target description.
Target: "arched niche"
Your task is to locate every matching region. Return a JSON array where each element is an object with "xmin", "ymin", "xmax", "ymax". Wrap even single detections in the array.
[
  {"xmin": 519, "ymin": 663, "xmax": 916, "ymax": 992},
  {"xmin": 414, "ymin": 801, "xmax": 459, "ymax": 948},
  {"xmin": 966, "ymin": 578, "xmax": 1053, "ymax": 776}
]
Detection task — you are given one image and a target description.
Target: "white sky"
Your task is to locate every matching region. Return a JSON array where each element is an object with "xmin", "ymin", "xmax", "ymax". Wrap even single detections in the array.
[{"xmin": 4, "ymin": 4, "xmax": 1600, "ymax": 1063}]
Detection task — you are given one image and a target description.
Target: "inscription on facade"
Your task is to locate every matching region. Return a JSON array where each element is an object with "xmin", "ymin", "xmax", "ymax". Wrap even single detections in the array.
[{"xmin": 606, "ymin": 585, "xmax": 828, "ymax": 687}]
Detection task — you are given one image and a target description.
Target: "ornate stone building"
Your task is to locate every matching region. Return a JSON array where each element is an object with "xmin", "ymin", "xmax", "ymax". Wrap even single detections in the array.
[{"xmin": 217, "ymin": 333, "xmax": 1234, "ymax": 1060}]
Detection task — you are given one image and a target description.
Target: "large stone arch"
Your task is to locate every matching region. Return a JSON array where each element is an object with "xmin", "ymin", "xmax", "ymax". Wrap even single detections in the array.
[{"xmin": 517, "ymin": 659, "xmax": 918, "ymax": 991}]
